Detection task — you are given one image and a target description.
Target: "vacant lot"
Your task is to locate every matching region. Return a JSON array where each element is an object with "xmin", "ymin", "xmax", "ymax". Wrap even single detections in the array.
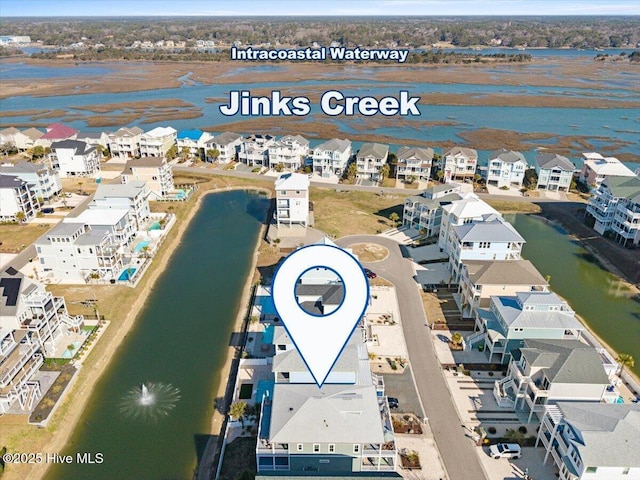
[{"xmin": 0, "ymin": 223, "xmax": 51, "ymax": 252}]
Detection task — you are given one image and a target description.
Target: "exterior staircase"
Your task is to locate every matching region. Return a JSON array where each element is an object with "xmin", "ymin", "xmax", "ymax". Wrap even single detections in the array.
[{"xmin": 464, "ymin": 330, "xmax": 485, "ymax": 351}]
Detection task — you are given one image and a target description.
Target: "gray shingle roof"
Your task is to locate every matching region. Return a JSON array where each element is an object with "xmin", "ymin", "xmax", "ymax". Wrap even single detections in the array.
[
  {"xmin": 535, "ymin": 153, "xmax": 575, "ymax": 171},
  {"xmin": 314, "ymin": 138, "xmax": 351, "ymax": 153},
  {"xmin": 406, "ymin": 192, "xmax": 461, "ymax": 210},
  {"xmin": 491, "ymin": 293, "xmax": 583, "ymax": 330},
  {"xmin": 520, "ymin": 339, "xmax": 609, "ymax": 385},
  {"xmin": 602, "ymin": 175, "xmax": 640, "ymax": 200},
  {"xmin": 453, "ymin": 219, "xmax": 525, "ymax": 243},
  {"xmin": 444, "ymin": 146, "xmax": 477, "ymax": 159},
  {"xmin": 357, "ymin": 143, "xmax": 389, "ymax": 159},
  {"xmin": 125, "ymin": 157, "xmax": 166, "ymax": 168},
  {"xmin": 209, "ymin": 131, "xmax": 242, "ymax": 145},
  {"xmin": 51, "ymin": 139, "xmax": 95, "ymax": 154},
  {"xmin": 490, "ymin": 148, "xmax": 527, "ymax": 164},
  {"xmin": 0, "ymin": 162, "xmax": 48, "ymax": 174},
  {"xmin": 0, "ymin": 174, "xmax": 27, "ymax": 189},
  {"xmin": 94, "ymin": 181, "xmax": 147, "ymax": 199},
  {"xmin": 397, "ymin": 146, "xmax": 434, "ymax": 162},
  {"xmin": 463, "ymin": 260, "xmax": 547, "ymax": 286},
  {"xmin": 556, "ymin": 402, "xmax": 640, "ymax": 468}
]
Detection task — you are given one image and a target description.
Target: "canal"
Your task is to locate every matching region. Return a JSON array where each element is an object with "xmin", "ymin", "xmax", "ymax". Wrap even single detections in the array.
[
  {"xmin": 47, "ymin": 190, "xmax": 270, "ymax": 479},
  {"xmin": 508, "ymin": 214, "xmax": 640, "ymax": 378}
]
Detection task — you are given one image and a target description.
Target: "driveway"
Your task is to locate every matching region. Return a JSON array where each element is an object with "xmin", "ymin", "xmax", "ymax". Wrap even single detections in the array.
[{"xmin": 337, "ymin": 235, "xmax": 488, "ymax": 480}]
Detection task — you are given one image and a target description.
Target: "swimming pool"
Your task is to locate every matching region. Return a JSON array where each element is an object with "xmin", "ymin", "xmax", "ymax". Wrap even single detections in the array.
[
  {"xmin": 118, "ymin": 267, "xmax": 137, "ymax": 281},
  {"xmin": 148, "ymin": 221, "xmax": 161, "ymax": 231},
  {"xmin": 62, "ymin": 341, "xmax": 83, "ymax": 359},
  {"xmin": 133, "ymin": 240, "xmax": 150, "ymax": 253}
]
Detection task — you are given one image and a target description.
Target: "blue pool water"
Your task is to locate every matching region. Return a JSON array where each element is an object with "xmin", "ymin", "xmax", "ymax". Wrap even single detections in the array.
[
  {"xmin": 118, "ymin": 268, "xmax": 136, "ymax": 281},
  {"xmin": 133, "ymin": 240, "xmax": 150, "ymax": 253},
  {"xmin": 148, "ymin": 222, "xmax": 161, "ymax": 231},
  {"xmin": 263, "ymin": 324, "xmax": 275, "ymax": 344},
  {"xmin": 256, "ymin": 380, "xmax": 274, "ymax": 403},
  {"xmin": 62, "ymin": 341, "xmax": 83, "ymax": 359}
]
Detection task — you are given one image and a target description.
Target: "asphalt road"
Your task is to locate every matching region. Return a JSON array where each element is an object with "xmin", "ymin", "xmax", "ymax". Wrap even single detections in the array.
[{"xmin": 337, "ymin": 235, "xmax": 487, "ymax": 480}]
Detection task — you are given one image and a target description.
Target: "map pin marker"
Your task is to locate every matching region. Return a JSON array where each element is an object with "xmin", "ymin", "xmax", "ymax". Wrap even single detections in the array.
[{"xmin": 271, "ymin": 244, "xmax": 369, "ymax": 387}]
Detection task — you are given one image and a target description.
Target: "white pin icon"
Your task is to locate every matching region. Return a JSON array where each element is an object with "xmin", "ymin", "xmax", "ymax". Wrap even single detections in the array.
[{"xmin": 271, "ymin": 244, "xmax": 369, "ymax": 387}]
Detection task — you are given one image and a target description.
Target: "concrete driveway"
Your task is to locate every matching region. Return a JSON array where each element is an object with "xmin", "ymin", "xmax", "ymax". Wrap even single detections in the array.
[{"xmin": 337, "ymin": 235, "xmax": 488, "ymax": 480}]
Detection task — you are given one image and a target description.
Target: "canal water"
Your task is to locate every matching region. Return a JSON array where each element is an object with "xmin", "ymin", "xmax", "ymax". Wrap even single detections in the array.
[
  {"xmin": 508, "ymin": 214, "xmax": 640, "ymax": 377},
  {"xmin": 47, "ymin": 190, "xmax": 269, "ymax": 480}
]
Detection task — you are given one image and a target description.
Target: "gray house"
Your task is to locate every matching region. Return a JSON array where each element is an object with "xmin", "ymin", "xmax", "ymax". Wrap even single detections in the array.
[{"xmin": 535, "ymin": 153, "xmax": 575, "ymax": 192}]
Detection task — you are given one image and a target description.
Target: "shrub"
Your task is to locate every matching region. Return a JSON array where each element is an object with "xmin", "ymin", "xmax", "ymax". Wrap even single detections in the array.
[
  {"xmin": 518, "ymin": 426, "xmax": 528, "ymax": 435},
  {"xmin": 488, "ymin": 426, "xmax": 497, "ymax": 435}
]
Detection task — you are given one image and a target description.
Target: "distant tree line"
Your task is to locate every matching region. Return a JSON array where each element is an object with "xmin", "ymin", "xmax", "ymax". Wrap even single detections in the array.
[{"xmin": 4, "ymin": 17, "xmax": 640, "ymax": 50}]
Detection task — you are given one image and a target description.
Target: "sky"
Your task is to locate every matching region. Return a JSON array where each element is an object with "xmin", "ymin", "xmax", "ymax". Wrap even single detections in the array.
[{"xmin": 1, "ymin": 1, "xmax": 639, "ymax": 17}]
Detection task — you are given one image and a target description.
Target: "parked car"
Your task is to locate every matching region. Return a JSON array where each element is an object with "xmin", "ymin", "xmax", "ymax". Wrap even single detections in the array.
[
  {"xmin": 488, "ymin": 443, "xmax": 522, "ymax": 459},
  {"xmin": 42, "ymin": 207, "xmax": 55, "ymax": 214},
  {"xmin": 364, "ymin": 268, "xmax": 377, "ymax": 279},
  {"xmin": 387, "ymin": 397, "xmax": 399, "ymax": 409}
]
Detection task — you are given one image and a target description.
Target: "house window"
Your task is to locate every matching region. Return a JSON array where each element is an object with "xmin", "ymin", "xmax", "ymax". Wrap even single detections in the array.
[
  {"xmin": 313, "ymin": 444, "xmax": 320, "ymax": 453},
  {"xmin": 586, "ymin": 467, "xmax": 597, "ymax": 473},
  {"xmin": 514, "ymin": 328, "xmax": 523, "ymax": 332},
  {"xmin": 297, "ymin": 444, "xmax": 303, "ymax": 452},
  {"xmin": 353, "ymin": 444, "xmax": 360, "ymax": 453},
  {"xmin": 328, "ymin": 444, "xmax": 335, "ymax": 453},
  {"xmin": 479, "ymin": 242, "xmax": 491, "ymax": 248}
]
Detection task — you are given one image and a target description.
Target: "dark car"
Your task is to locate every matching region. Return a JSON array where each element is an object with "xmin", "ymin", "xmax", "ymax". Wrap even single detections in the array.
[
  {"xmin": 364, "ymin": 268, "xmax": 377, "ymax": 279},
  {"xmin": 42, "ymin": 207, "xmax": 55, "ymax": 214},
  {"xmin": 387, "ymin": 397, "xmax": 399, "ymax": 409}
]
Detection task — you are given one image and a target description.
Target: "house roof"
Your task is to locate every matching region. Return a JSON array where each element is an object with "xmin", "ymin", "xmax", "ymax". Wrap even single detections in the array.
[
  {"xmin": 41, "ymin": 123, "xmax": 78, "ymax": 140},
  {"xmin": 601, "ymin": 175, "xmax": 640, "ymax": 200},
  {"xmin": 397, "ymin": 146, "xmax": 434, "ymax": 162},
  {"xmin": 272, "ymin": 340, "xmax": 359, "ymax": 374},
  {"xmin": 453, "ymin": 219, "xmax": 525, "ymax": 243},
  {"xmin": 272, "ymin": 326, "xmax": 291, "ymax": 345},
  {"xmin": 177, "ymin": 129, "xmax": 203, "ymax": 140},
  {"xmin": 489, "ymin": 148, "xmax": 527, "ymax": 164},
  {"xmin": 556, "ymin": 402, "xmax": 640, "ymax": 468},
  {"xmin": 51, "ymin": 139, "xmax": 95, "ymax": 154},
  {"xmin": 520, "ymin": 339, "xmax": 609, "ymax": 385},
  {"xmin": 77, "ymin": 131, "xmax": 105, "ymax": 140},
  {"xmin": 583, "ymin": 156, "xmax": 636, "ymax": 178},
  {"xmin": 444, "ymin": 146, "xmax": 477, "ymax": 159},
  {"xmin": 0, "ymin": 266, "xmax": 26, "ymax": 315},
  {"xmin": 535, "ymin": 153, "xmax": 575, "ymax": 171},
  {"xmin": 20, "ymin": 127, "xmax": 45, "ymax": 140},
  {"xmin": 207, "ymin": 131, "xmax": 242, "ymax": 146},
  {"xmin": 142, "ymin": 126, "xmax": 176, "ymax": 138},
  {"xmin": 296, "ymin": 283, "xmax": 344, "ymax": 314},
  {"xmin": 314, "ymin": 138, "xmax": 351, "ymax": 153},
  {"xmin": 0, "ymin": 174, "xmax": 28, "ymax": 189},
  {"xmin": 357, "ymin": 143, "xmax": 389, "ymax": 159},
  {"xmin": 74, "ymin": 227, "xmax": 112, "ymax": 246},
  {"xmin": 64, "ymin": 208, "xmax": 129, "ymax": 226},
  {"xmin": 125, "ymin": 157, "xmax": 167, "ymax": 169},
  {"xmin": 93, "ymin": 181, "xmax": 147, "ymax": 200},
  {"xmin": 0, "ymin": 162, "xmax": 48, "ymax": 174},
  {"xmin": 491, "ymin": 293, "xmax": 582, "ymax": 331},
  {"xmin": 268, "ymin": 383, "xmax": 385, "ymax": 444},
  {"xmin": 40, "ymin": 222, "xmax": 85, "ymax": 238},
  {"xmin": 442, "ymin": 193, "xmax": 499, "ymax": 220},
  {"xmin": 422, "ymin": 182, "xmax": 462, "ymax": 197},
  {"xmin": 0, "ymin": 127, "xmax": 20, "ymax": 135},
  {"xmin": 463, "ymin": 260, "xmax": 547, "ymax": 286},
  {"xmin": 406, "ymin": 192, "xmax": 461, "ymax": 210},
  {"xmin": 280, "ymin": 134, "xmax": 309, "ymax": 147},
  {"xmin": 111, "ymin": 127, "xmax": 143, "ymax": 138},
  {"xmin": 275, "ymin": 172, "xmax": 309, "ymax": 190}
]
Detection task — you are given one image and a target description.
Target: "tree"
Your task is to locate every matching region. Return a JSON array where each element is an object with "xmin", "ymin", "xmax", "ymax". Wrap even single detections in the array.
[
  {"xmin": 229, "ymin": 401, "xmax": 247, "ymax": 426},
  {"xmin": 451, "ymin": 332, "xmax": 463, "ymax": 345},
  {"xmin": 406, "ymin": 175, "xmax": 417, "ymax": 185},
  {"xmin": 389, "ymin": 212, "xmax": 400, "ymax": 227},
  {"xmin": 15, "ymin": 211, "xmax": 26, "ymax": 223},
  {"xmin": 180, "ymin": 146, "xmax": 191, "ymax": 160},
  {"xmin": 616, "ymin": 353, "xmax": 634, "ymax": 377},
  {"xmin": 31, "ymin": 145, "xmax": 45, "ymax": 160},
  {"xmin": 345, "ymin": 162, "xmax": 358, "ymax": 182},
  {"xmin": 275, "ymin": 162, "xmax": 285, "ymax": 172},
  {"xmin": 505, "ymin": 428, "xmax": 525, "ymax": 444},
  {"xmin": 436, "ymin": 170, "xmax": 444, "ymax": 182},
  {"xmin": 380, "ymin": 163, "xmax": 390, "ymax": 181},
  {"xmin": 523, "ymin": 169, "xmax": 538, "ymax": 189},
  {"xmin": 166, "ymin": 145, "xmax": 178, "ymax": 160},
  {"xmin": 387, "ymin": 152, "xmax": 398, "ymax": 178},
  {"xmin": 206, "ymin": 148, "xmax": 220, "ymax": 162}
]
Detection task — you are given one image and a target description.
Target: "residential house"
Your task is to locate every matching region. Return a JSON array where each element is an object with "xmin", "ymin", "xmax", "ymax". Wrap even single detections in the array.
[
  {"xmin": 268, "ymin": 135, "xmax": 309, "ymax": 171},
  {"xmin": 121, "ymin": 157, "xmax": 174, "ymax": 200},
  {"xmin": 13, "ymin": 128, "xmax": 44, "ymax": 151},
  {"xmin": 441, "ymin": 146, "xmax": 478, "ymax": 183},
  {"xmin": 0, "ymin": 174, "xmax": 40, "ymax": 221},
  {"xmin": 0, "ymin": 127, "xmax": 20, "ymax": 146},
  {"xmin": 586, "ymin": 175, "xmax": 640, "ymax": 247},
  {"xmin": 0, "ymin": 266, "xmax": 83, "ymax": 356},
  {"xmin": 107, "ymin": 127, "xmax": 143, "ymax": 159},
  {"xmin": 0, "ymin": 162, "xmax": 61, "ymax": 200},
  {"xmin": 35, "ymin": 223, "xmax": 123, "ymax": 283},
  {"xmin": 275, "ymin": 173, "xmax": 309, "ymax": 228},
  {"xmin": 139, "ymin": 127, "xmax": 177, "ymax": 157},
  {"xmin": 458, "ymin": 259, "xmax": 548, "ymax": 318},
  {"xmin": 91, "ymin": 181, "xmax": 150, "ymax": 231},
  {"xmin": 402, "ymin": 183, "xmax": 462, "ymax": 237},
  {"xmin": 311, "ymin": 138, "xmax": 352, "ymax": 177},
  {"xmin": 50, "ymin": 140, "xmax": 100, "ymax": 177},
  {"xmin": 448, "ymin": 218, "xmax": 525, "ymax": 281},
  {"xmin": 239, "ymin": 134, "xmax": 275, "ymax": 167},
  {"xmin": 493, "ymin": 340, "xmax": 612, "ymax": 422},
  {"xmin": 176, "ymin": 129, "xmax": 213, "ymax": 158},
  {"xmin": 203, "ymin": 132, "xmax": 243, "ymax": 163},
  {"xmin": 580, "ymin": 153, "xmax": 636, "ymax": 189},
  {"xmin": 356, "ymin": 143, "xmax": 389, "ymax": 181},
  {"xmin": 438, "ymin": 193, "xmax": 501, "ymax": 254},
  {"xmin": 64, "ymin": 208, "xmax": 135, "ymax": 246},
  {"xmin": 472, "ymin": 292, "xmax": 585, "ymax": 363},
  {"xmin": 537, "ymin": 402, "xmax": 640, "ymax": 480},
  {"xmin": 77, "ymin": 131, "xmax": 110, "ymax": 151},
  {"xmin": 486, "ymin": 149, "xmax": 528, "ymax": 188},
  {"xmin": 535, "ymin": 153, "xmax": 575, "ymax": 192},
  {"xmin": 36, "ymin": 123, "xmax": 78, "ymax": 148},
  {"xmin": 0, "ymin": 329, "xmax": 42, "ymax": 414},
  {"xmin": 396, "ymin": 146, "xmax": 434, "ymax": 182}
]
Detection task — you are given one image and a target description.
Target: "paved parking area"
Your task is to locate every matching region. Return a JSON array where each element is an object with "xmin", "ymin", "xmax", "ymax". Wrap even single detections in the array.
[
  {"xmin": 396, "ymin": 430, "xmax": 448, "ymax": 480},
  {"xmin": 382, "ymin": 367, "xmax": 424, "ymax": 418},
  {"xmin": 479, "ymin": 447, "xmax": 556, "ymax": 480}
]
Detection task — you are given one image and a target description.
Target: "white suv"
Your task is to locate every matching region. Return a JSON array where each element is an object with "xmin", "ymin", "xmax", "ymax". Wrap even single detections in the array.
[{"xmin": 489, "ymin": 443, "xmax": 522, "ymax": 459}]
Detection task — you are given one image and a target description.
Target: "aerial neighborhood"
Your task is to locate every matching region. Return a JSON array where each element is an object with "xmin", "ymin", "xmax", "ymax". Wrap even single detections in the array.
[{"xmin": 0, "ymin": 121, "xmax": 639, "ymax": 480}]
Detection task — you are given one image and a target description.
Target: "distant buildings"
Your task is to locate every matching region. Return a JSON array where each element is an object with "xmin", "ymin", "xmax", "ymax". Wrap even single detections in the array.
[
  {"xmin": 139, "ymin": 126, "xmax": 177, "ymax": 157},
  {"xmin": 396, "ymin": 146, "xmax": 433, "ymax": 183},
  {"xmin": 0, "ymin": 174, "xmax": 40, "ymax": 222},
  {"xmin": 486, "ymin": 149, "xmax": 527, "ymax": 189},
  {"xmin": 121, "ymin": 157, "xmax": 174, "ymax": 199},
  {"xmin": 50, "ymin": 140, "xmax": 100, "ymax": 177},
  {"xmin": 204, "ymin": 132, "xmax": 243, "ymax": 163},
  {"xmin": 534, "ymin": 153, "xmax": 575, "ymax": 192},
  {"xmin": 275, "ymin": 173, "xmax": 309, "ymax": 228},
  {"xmin": 267, "ymin": 135, "xmax": 309, "ymax": 171},
  {"xmin": 107, "ymin": 127, "xmax": 143, "ymax": 159},
  {"xmin": 91, "ymin": 181, "xmax": 150, "ymax": 231},
  {"xmin": 441, "ymin": 146, "xmax": 478, "ymax": 183},
  {"xmin": 239, "ymin": 134, "xmax": 275, "ymax": 167},
  {"xmin": 403, "ymin": 183, "xmax": 462, "ymax": 236},
  {"xmin": 37, "ymin": 123, "xmax": 78, "ymax": 147},
  {"xmin": 580, "ymin": 152, "xmax": 636, "ymax": 189},
  {"xmin": 0, "ymin": 161, "xmax": 61, "ymax": 200},
  {"xmin": 176, "ymin": 129, "xmax": 213, "ymax": 158}
]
